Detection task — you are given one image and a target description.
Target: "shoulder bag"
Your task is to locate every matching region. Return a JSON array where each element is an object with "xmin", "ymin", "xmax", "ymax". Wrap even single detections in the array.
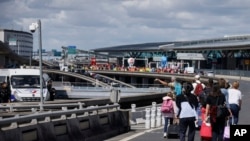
[{"xmin": 216, "ymin": 96, "xmax": 230, "ymax": 118}]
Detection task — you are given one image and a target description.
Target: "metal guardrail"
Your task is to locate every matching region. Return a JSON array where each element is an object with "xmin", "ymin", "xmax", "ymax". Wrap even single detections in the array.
[
  {"xmin": 0, "ymin": 102, "xmax": 85, "ymax": 112},
  {"xmin": 0, "ymin": 103, "xmax": 120, "ymax": 129},
  {"xmin": 54, "ymin": 81, "xmax": 168, "ymax": 88},
  {"xmin": 200, "ymin": 69, "xmax": 250, "ymax": 77}
]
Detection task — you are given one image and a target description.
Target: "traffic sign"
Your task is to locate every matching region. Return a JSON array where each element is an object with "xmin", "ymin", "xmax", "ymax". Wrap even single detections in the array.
[{"xmin": 68, "ymin": 46, "xmax": 76, "ymax": 54}]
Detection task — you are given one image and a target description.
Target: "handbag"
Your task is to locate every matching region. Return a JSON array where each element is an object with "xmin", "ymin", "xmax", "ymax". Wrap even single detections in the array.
[
  {"xmin": 200, "ymin": 122, "xmax": 212, "ymax": 139},
  {"xmin": 224, "ymin": 118, "xmax": 233, "ymax": 139},
  {"xmin": 216, "ymin": 97, "xmax": 230, "ymax": 118}
]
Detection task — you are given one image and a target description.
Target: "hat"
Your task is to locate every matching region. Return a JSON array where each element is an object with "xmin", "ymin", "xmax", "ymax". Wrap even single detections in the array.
[{"xmin": 194, "ymin": 75, "xmax": 200, "ymax": 79}]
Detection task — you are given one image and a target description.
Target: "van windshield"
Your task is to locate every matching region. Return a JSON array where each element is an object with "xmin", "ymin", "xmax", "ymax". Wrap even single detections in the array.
[{"xmin": 10, "ymin": 75, "xmax": 46, "ymax": 88}]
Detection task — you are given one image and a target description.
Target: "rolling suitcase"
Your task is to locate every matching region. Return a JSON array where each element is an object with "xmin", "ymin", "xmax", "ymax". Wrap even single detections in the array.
[{"xmin": 167, "ymin": 123, "xmax": 180, "ymax": 138}]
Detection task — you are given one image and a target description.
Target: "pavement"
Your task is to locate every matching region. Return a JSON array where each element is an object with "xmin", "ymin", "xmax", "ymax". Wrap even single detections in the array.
[{"xmin": 105, "ymin": 76, "xmax": 250, "ymax": 141}]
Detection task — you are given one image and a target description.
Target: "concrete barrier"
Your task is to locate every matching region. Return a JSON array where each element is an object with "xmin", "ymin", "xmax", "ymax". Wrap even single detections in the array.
[{"xmin": 0, "ymin": 106, "xmax": 130, "ymax": 141}]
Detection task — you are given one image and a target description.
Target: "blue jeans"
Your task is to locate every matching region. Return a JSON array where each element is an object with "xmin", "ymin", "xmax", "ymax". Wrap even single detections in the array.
[
  {"xmin": 164, "ymin": 117, "xmax": 173, "ymax": 132},
  {"xmin": 179, "ymin": 117, "xmax": 196, "ymax": 141},
  {"xmin": 229, "ymin": 104, "xmax": 240, "ymax": 125}
]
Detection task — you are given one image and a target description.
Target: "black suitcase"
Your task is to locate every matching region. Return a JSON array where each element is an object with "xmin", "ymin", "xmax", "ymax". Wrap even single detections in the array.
[{"xmin": 167, "ymin": 123, "xmax": 180, "ymax": 138}]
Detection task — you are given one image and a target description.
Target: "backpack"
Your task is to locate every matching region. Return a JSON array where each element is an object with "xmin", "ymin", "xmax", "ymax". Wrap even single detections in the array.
[
  {"xmin": 194, "ymin": 83, "xmax": 203, "ymax": 96},
  {"xmin": 174, "ymin": 82, "xmax": 182, "ymax": 95},
  {"xmin": 161, "ymin": 99, "xmax": 173, "ymax": 113}
]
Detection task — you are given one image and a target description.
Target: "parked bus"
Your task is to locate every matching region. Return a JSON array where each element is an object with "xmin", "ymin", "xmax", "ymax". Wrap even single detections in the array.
[{"xmin": 0, "ymin": 68, "xmax": 50, "ymax": 102}]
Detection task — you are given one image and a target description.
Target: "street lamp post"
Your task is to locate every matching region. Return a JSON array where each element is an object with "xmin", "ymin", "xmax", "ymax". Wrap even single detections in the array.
[{"xmin": 29, "ymin": 19, "xmax": 43, "ymax": 111}]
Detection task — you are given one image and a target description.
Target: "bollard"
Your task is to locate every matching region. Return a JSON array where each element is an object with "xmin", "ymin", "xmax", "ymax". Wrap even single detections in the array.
[
  {"xmin": 156, "ymin": 107, "xmax": 162, "ymax": 127},
  {"xmin": 152, "ymin": 102, "xmax": 156, "ymax": 108},
  {"xmin": 150, "ymin": 107, "xmax": 156, "ymax": 128},
  {"xmin": 78, "ymin": 102, "xmax": 83, "ymax": 110},
  {"xmin": 145, "ymin": 108, "xmax": 151, "ymax": 129},
  {"xmin": 131, "ymin": 104, "xmax": 136, "ymax": 112}
]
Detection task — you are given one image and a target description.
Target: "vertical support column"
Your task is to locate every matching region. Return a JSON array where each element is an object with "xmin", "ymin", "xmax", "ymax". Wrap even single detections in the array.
[
  {"xmin": 192, "ymin": 60, "xmax": 196, "ymax": 69},
  {"xmin": 142, "ymin": 77, "xmax": 148, "ymax": 88},
  {"xmin": 131, "ymin": 77, "xmax": 137, "ymax": 86},
  {"xmin": 38, "ymin": 19, "xmax": 44, "ymax": 111},
  {"xmin": 198, "ymin": 60, "xmax": 200, "ymax": 70},
  {"xmin": 119, "ymin": 76, "xmax": 125, "ymax": 82}
]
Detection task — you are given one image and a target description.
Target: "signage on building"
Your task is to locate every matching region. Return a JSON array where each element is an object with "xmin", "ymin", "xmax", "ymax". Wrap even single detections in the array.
[
  {"xmin": 177, "ymin": 53, "xmax": 206, "ymax": 60},
  {"xmin": 9, "ymin": 38, "xmax": 17, "ymax": 45},
  {"xmin": 127, "ymin": 58, "xmax": 135, "ymax": 67},
  {"xmin": 153, "ymin": 57, "xmax": 162, "ymax": 61}
]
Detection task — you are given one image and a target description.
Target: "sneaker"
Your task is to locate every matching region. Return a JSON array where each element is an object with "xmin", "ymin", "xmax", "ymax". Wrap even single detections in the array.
[{"xmin": 163, "ymin": 132, "xmax": 167, "ymax": 138}]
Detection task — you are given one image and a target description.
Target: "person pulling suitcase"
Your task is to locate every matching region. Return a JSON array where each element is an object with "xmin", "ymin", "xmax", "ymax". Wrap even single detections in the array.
[{"xmin": 176, "ymin": 82, "xmax": 199, "ymax": 141}]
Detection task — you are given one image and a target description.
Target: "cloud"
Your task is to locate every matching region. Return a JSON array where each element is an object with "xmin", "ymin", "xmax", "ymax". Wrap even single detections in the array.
[{"xmin": 1, "ymin": 0, "xmax": 250, "ymax": 51}]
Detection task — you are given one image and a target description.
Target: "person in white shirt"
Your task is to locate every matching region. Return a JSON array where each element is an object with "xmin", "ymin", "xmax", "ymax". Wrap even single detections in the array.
[
  {"xmin": 176, "ymin": 82, "xmax": 199, "ymax": 141},
  {"xmin": 228, "ymin": 81, "xmax": 242, "ymax": 125}
]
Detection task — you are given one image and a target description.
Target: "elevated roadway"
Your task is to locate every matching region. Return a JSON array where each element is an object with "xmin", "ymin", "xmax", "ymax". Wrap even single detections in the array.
[
  {"xmin": 43, "ymin": 69, "xmax": 137, "ymax": 88},
  {"xmin": 43, "ymin": 69, "xmax": 111, "ymax": 88},
  {"xmin": 88, "ymin": 70, "xmax": 216, "ymax": 83},
  {"xmin": 91, "ymin": 73, "xmax": 136, "ymax": 88}
]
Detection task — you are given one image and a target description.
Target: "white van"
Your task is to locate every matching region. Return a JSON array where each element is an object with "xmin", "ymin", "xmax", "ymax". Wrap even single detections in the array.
[{"xmin": 0, "ymin": 68, "xmax": 50, "ymax": 102}]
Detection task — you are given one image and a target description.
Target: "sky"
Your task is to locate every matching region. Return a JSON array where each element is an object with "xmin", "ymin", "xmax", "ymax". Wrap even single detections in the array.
[{"xmin": 1, "ymin": 0, "xmax": 250, "ymax": 51}]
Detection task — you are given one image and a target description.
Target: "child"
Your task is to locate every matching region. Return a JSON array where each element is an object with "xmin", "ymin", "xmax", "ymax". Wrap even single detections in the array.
[{"xmin": 162, "ymin": 92, "xmax": 178, "ymax": 138}]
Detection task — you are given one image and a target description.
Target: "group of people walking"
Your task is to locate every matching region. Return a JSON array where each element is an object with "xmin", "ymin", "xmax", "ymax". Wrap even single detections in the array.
[{"xmin": 156, "ymin": 75, "xmax": 242, "ymax": 141}]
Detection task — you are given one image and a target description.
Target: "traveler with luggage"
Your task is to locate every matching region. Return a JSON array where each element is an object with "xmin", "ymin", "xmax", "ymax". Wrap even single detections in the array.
[
  {"xmin": 161, "ymin": 92, "xmax": 178, "ymax": 138},
  {"xmin": 205, "ymin": 84, "xmax": 230, "ymax": 141},
  {"xmin": 176, "ymin": 82, "xmax": 199, "ymax": 141}
]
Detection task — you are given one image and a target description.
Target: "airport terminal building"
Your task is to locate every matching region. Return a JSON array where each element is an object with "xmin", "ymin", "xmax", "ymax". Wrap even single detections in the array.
[{"xmin": 92, "ymin": 35, "xmax": 250, "ymax": 71}]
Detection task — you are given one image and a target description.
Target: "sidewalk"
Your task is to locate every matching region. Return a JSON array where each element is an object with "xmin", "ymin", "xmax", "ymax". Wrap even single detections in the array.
[{"xmin": 105, "ymin": 77, "xmax": 250, "ymax": 141}]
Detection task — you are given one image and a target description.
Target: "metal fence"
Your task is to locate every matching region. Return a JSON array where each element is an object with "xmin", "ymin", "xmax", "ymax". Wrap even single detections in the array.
[{"xmin": 200, "ymin": 69, "xmax": 250, "ymax": 78}]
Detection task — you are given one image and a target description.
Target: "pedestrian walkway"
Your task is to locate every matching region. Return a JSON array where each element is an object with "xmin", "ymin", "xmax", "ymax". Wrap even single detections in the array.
[
  {"xmin": 105, "ymin": 121, "xmax": 202, "ymax": 141},
  {"xmin": 106, "ymin": 78, "xmax": 250, "ymax": 141}
]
